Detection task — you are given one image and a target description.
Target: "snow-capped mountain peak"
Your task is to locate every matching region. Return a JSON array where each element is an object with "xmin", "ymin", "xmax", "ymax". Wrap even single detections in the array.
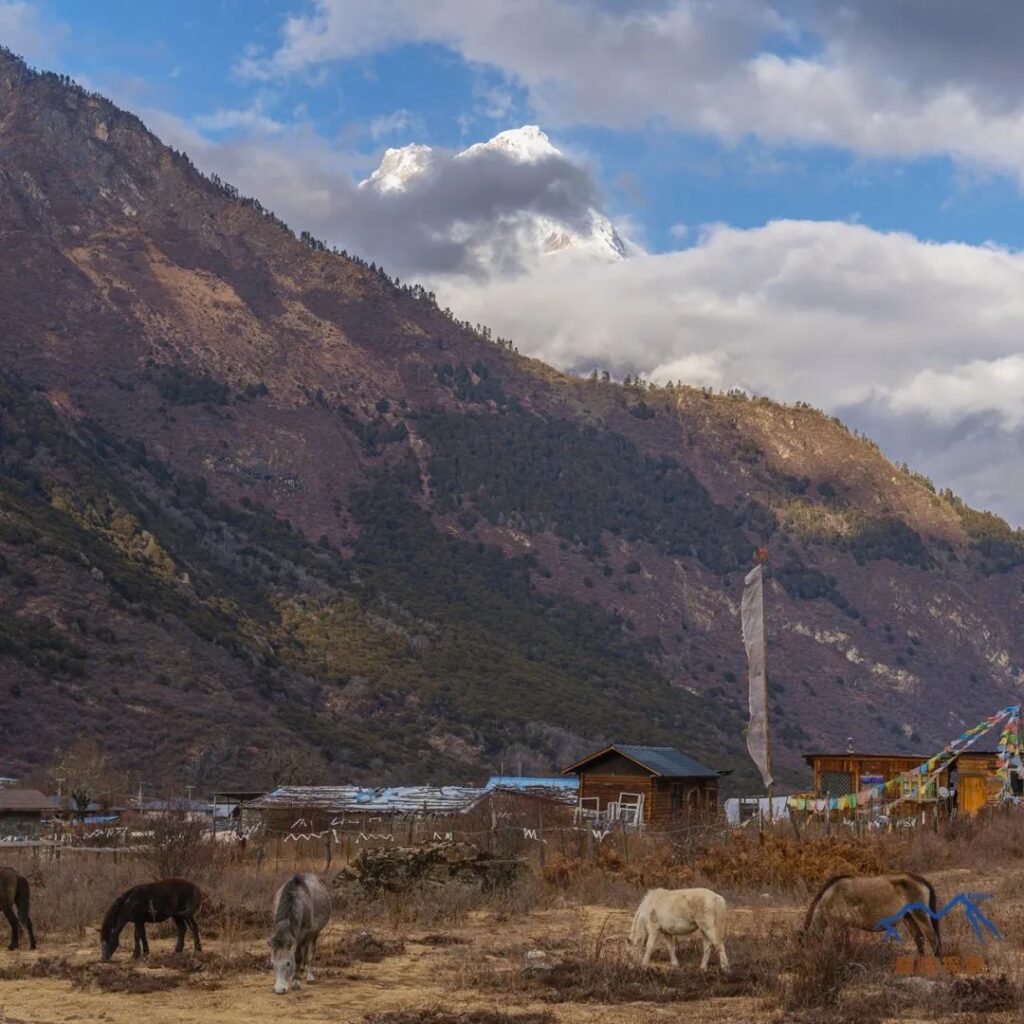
[
  {"xmin": 359, "ymin": 142, "xmax": 434, "ymax": 193},
  {"xmin": 458, "ymin": 125, "xmax": 560, "ymax": 164},
  {"xmin": 358, "ymin": 126, "xmax": 638, "ymax": 267}
]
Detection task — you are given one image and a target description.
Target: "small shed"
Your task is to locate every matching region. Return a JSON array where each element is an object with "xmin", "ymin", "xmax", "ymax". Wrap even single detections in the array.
[
  {"xmin": 562, "ymin": 744, "xmax": 726, "ymax": 826},
  {"xmin": 0, "ymin": 788, "xmax": 52, "ymax": 837},
  {"xmin": 802, "ymin": 750, "xmax": 1007, "ymax": 815}
]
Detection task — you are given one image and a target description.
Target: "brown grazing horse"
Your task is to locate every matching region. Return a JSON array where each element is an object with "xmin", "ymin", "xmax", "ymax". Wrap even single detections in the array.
[
  {"xmin": 100, "ymin": 878, "xmax": 202, "ymax": 961},
  {"xmin": 0, "ymin": 866, "xmax": 36, "ymax": 951},
  {"xmin": 803, "ymin": 873, "xmax": 941, "ymax": 954}
]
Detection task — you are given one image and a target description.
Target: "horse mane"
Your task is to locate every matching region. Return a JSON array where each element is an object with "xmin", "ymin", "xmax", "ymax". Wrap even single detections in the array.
[
  {"xmin": 271, "ymin": 874, "xmax": 307, "ymax": 950},
  {"xmin": 802, "ymin": 874, "xmax": 852, "ymax": 933},
  {"xmin": 101, "ymin": 888, "xmax": 133, "ymax": 941}
]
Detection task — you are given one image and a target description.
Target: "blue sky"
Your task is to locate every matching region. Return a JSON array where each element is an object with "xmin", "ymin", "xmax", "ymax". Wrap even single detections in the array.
[
  {"xmin": 24, "ymin": 0, "xmax": 1024, "ymax": 254},
  {"xmin": 6, "ymin": 0, "xmax": 1024, "ymax": 522}
]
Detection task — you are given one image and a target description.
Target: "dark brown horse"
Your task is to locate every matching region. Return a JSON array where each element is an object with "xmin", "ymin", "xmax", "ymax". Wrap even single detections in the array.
[
  {"xmin": 0, "ymin": 866, "xmax": 36, "ymax": 951},
  {"xmin": 100, "ymin": 878, "xmax": 202, "ymax": 961}
]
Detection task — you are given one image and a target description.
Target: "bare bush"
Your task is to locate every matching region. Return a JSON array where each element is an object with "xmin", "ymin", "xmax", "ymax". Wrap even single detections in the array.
[{"xmin": 137, "ymin": 809, "xmax": 218, "ymax": 881}]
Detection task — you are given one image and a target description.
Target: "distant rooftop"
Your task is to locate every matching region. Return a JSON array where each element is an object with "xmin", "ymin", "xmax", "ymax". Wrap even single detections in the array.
[
  {"xmin": 244, "ymin": 785, "xmax": 487, "ymax": 815},
  {"xmin": 0, "ymin": 788, "xmax": 53, "ymax": 813},
  {"xmin": 484, "ymin": 776, "xmax": 579, "ymax": 803},
  {"xmin": 563, "ymin": 744, "xmax": 723, "ymax": 778},
  {"xmin": 485, "ymin": 776, "xmax": 578, "ymax": 790},
  {"xmin": 803, "ymin": 750, "xmax": 998, "ymax": 766}
]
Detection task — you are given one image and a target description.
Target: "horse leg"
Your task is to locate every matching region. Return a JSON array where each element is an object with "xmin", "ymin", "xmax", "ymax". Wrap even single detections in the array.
[
  {"xmin": 3, "ymin": 905, "xmax": 19, "ymax": 950},
  {"xmin": 173, "ymin": 916, "xmax": 186, "ymax": 953},
  {"xmin": 662, "ymin": 933, "xmax": 679, "ymax": 967},
  {"xmin": 22, "ymin": 912, "xmax": 36, "ymax": 951},
  {"xmin": 698, "ymin": 934, "xmax": 712, "ymax": 972},
  {"xmin": 910, "ymin": 909, "xmax": 940, "ymax": 955},
  {"xmin": 187, "ymin": 916, "xmax": 202, "ymax": 952},
  {"xmin": 642, "ymin": 926, "xmax": 659, "ymax": 967},
  {"xmin": 306, "ymin": 936, "xmax": 319, "ymax": 982},
  {"xmin": 139, "ymin": 922, "xmax": 149, "ymax": 957},
  {"xmin": 133, "ymin": 923, "xmax": 144, "ymax": 958},
  {"xmin": 903, "ymin": 916, "xmax": 926, "ymax": 954}
]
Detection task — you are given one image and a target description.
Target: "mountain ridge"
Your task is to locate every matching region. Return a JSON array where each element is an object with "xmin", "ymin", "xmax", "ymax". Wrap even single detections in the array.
[{"xmin": 1, "ymin": 48, "xmax": 1022, "ymax": 792}]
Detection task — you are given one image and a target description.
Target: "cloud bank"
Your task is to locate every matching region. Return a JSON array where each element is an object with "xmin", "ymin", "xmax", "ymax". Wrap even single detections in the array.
[{"xmin": 243, "ymin": 0, "xmax": 1024, "ymax": 181}]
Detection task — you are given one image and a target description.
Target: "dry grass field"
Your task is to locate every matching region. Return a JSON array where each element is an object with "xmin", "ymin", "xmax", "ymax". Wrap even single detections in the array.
[{"xmin": 2, "ymin": 813, "xmax": 1024, "ymax": 1024}]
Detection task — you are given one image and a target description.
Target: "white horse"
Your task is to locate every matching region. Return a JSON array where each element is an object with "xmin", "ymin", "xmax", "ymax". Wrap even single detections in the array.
[
  {"xmin": 629, "ymin": 887, "xmax": 730, "ymax": 971},
  {"xmin": 270, "ymin": 873, "xmax": 331, "ymax": 994}
]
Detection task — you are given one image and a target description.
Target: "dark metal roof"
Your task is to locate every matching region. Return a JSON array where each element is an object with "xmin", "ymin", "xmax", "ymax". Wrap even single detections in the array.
[
  {"xmin": 802, "ymin": 750, "xmax": 998, "ymax": 766},
  {"xmin": 563, "ymin": 744, "xmax": 722, "ymax": 778}
]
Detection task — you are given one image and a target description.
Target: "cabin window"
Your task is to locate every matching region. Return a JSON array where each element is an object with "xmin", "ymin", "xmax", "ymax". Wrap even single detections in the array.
[{"xmin": 819, "ymin": 770, "xmax": 853, "ymax": 797}]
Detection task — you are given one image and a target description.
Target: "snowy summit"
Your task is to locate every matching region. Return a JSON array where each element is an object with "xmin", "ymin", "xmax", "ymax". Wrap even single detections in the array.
[{"xmin": 360, "ymin": 126, "xmax": 634, "ymax": 267}]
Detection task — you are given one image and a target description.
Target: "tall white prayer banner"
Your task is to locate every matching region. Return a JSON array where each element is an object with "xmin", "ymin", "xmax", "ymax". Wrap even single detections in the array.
[{"xmin": 741, "ymin": 563, "xmax": 773, "ymax": 789}]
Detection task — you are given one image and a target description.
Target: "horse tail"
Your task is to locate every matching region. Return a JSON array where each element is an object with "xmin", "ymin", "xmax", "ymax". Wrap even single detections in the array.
[
  {"xmin": 629, "ymin": 896, "xmax": 648, "ymax": 948},
  {"xmin": 907, "ymin": 872, "xmax": 940, "ymax": 944},
  {"xmin": 15, "ymin": 876, "xmax": 29, "ymax": 921},
  {"xmin": 802, "ymin": 875, "xmax": 850, "ymax": 935}
]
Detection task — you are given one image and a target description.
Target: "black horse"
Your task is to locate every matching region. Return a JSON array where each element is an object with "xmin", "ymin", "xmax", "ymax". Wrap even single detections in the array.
[
  {"xmin": 0, "ymin": 866, "xmax": 36, "ymax": 951},
  {"xmin": 100, "ymin": 878, "xmax": 202, "ymax": 961}
]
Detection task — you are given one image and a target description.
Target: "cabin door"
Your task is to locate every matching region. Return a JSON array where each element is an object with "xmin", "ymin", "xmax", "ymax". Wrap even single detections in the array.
[
  {"xmin": 958, "ymin": 774, "xmax": 987, "ymax": 815},
  {"xmin": 671, "ymin": 783, "xmax": 686, "ymax": 816}
]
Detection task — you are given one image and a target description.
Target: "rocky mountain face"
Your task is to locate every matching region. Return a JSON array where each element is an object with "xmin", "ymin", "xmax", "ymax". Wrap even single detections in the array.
[{"xmin": 1, "ymin": 50, "xmax": 1022, "ymax": 791}]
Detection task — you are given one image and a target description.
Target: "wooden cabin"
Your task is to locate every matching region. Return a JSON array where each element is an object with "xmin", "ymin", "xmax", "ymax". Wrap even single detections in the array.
[
  {"xmin": 803, "ymin": 750, "xmax": 1009, "ymax": 815},
  {"xmin": 562, "ymin": 744, "xmax": 727, "ymax": 826},
  {"xmin": 0, "ymin": 788, "xmax": 53, "ymax": 837}
]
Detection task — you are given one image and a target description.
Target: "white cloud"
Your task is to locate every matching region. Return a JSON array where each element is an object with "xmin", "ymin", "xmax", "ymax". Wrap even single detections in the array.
[
  {"xmin": 888, "ymin": 355, "xmax": 1024, "ymax": 429},
  {"xmin": 240, "ymin": 0, "xmax": 1024, "ymax": 181},
  {"xmin": 193, "ymin": 105, "xmax": 285, "ymax": 134},
  {"xmin": 669, "ymin": 222, "xmax": 689, "ymax": 242},
  {"xmin": 368, "ymin": 108, "xmax": 423, "ymax": 140},
  {"xmin": 0, "ymin": 1, "xmax": 67, "ymax": 63}
]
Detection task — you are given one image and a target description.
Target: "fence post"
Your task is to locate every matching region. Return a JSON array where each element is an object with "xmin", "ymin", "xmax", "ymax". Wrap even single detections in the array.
[
  {"xmin": 325, "ymin": 830, "xmax": 333, "ymax": 871},
  {"xmin": 538, "ymin": 808, "xmax": 546, "ymax": 869}
]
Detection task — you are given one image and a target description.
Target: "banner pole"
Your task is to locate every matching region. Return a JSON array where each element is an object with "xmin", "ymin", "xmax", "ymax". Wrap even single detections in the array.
[{"xmin": 759, "ymin": 549, "xmax": 772, "ymax": 819}]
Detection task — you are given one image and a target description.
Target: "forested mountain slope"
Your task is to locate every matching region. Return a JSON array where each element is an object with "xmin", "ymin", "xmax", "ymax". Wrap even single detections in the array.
[{"xmin": 1, "ymin": 49, "xmax": 1022, "ymax": 790}]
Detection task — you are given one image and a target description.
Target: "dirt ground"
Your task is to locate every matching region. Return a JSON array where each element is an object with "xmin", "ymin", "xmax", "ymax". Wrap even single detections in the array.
[{"xmin": 0, "ymin": 867, "xmax": 1020, "ymax": 1024}]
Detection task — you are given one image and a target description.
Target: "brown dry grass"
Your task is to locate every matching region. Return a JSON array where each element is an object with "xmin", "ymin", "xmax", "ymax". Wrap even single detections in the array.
[
  {"xmin": 3, "ymin": 813, "xmax": 1024, "ymax": 1022},
  {"xmin": 695, "ymin": 833, "xmax": 890, "ymax": 892},
  {"xmin": 364, "ymin": 1013, "xmax": 557, "ymax": 1024}
]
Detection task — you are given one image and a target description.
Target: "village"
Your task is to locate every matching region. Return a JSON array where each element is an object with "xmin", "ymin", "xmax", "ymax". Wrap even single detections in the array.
[
  {"xmin": 2, "ymin": 724, "xmax": 1024, "ymax": 1024},
  {"xmin": 1, "ymin": 732, "xmax": 1018, "ymax": 850}
]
